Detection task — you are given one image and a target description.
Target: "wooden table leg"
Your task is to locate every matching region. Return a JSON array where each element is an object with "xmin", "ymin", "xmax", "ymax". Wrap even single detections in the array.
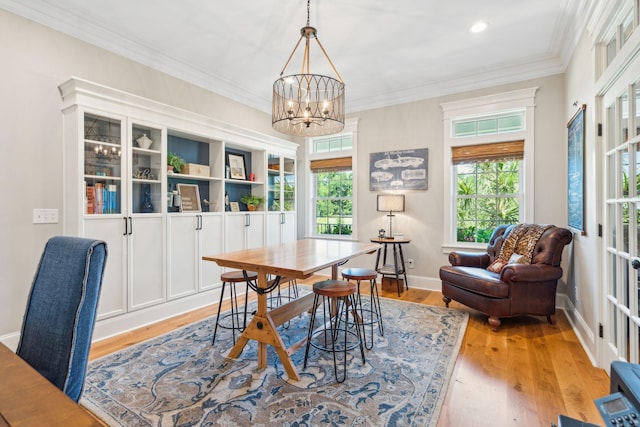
[{"xmin": 226, "ymin": 271, "xmax": 301, "ymax": 381}]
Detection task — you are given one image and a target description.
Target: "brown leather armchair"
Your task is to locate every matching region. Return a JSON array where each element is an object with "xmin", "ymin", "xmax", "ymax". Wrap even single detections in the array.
[{"xmin": 439, "ymin": 224, "xmax": 573, "ymax": 330}]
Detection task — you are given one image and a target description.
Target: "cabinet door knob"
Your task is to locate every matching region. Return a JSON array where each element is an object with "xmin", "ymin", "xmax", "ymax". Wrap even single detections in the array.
[
  {"xmin": 245, "ymin": 213, "xmax": 250, "ymax": 227},
  {"xmin": 123, "ymin": 217, "xmax": 128, "ymax": 236},
  {"xmin": 128, "ymin": 217, "xmax": 133, "ymax": 235}
]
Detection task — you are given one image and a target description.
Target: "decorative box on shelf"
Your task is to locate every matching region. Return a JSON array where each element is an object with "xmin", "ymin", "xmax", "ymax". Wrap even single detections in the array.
[{"xmin": 182, "ymin": 163, "xmax": 210, "ymax": 177}]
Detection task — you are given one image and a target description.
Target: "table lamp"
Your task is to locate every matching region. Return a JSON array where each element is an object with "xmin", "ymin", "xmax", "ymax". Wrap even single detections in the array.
[{"xmin": 377, "ymin": 194, "xmax": 405, "ymax": 239}]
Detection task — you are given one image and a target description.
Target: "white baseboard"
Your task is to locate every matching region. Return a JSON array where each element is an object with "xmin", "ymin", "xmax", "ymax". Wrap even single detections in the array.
[
  {"xmin": 557, "ymin": 293, "xmax": 598, "ymax": 366},
  {"xmin": 0, "ymin": 333, "xmax": 20, "ymax": 351},
  {"xmin": 92, "ymin": 288, "xmax": 222, "ymax": 342},
  {"xmin": 403, "ymin": 274, "xmax": 443, "ymax": 291}
]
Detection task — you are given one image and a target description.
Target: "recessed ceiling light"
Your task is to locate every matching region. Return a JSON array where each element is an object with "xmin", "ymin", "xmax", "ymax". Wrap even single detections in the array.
[{"xmin": 470, "ymin": 21, "xmax": 488, "ymax": 33}]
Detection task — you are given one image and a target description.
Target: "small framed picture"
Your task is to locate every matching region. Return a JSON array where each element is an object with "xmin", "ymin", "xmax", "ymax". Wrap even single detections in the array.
[
  {"xmin": 177, "ymin": 184, "xmax": 201, "ymax": 212},
  {"xmin": 227, "ymin": 153, "xmax": 247, "ymax": 180},
  {"xmin": 230, "ymin": 202, "xmax": 240, "ymax": 212}
]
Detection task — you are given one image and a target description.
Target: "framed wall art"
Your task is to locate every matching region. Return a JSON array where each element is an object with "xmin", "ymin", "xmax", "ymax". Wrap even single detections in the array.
[
  {"xmin": 177, "ymin": 184, "xmax": 201, "ymax": 212},
  {"xmin": 567, "ymin": 104, "xmax": 586, "ymax": 235},
  {"xmin": 227, "ymin": 153, "xmax": 247, "ymax": 180},
  {"xmin": 370, "ymin": 148, "xmax": 428, "ymax": 191}
]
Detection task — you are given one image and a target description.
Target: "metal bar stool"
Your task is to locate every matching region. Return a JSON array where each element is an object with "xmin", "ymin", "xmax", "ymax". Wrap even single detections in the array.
[
  {"xmin": 212, "ymin": 270, "xmax": 258, "ymax": 346},
  {"xmin": 267, "ymin": 277, "xmax": 299, "ymax": 308},
  {"xmin": 341, "ymin": 268, "xmax": 384, "ymax": 349},
  {"xmin": 303, "ymin": 279, "xmax": 366, "ymax": 383}
]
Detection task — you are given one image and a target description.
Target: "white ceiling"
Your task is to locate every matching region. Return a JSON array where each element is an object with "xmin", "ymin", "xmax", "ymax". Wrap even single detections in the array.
[{"xmin": 0, "ymin": 0, "xmax": 591, "ymax": 114}]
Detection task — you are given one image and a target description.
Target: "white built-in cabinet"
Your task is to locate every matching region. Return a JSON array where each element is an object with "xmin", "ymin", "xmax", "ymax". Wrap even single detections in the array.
[
  {"xmin": 167, "ymin": 213, "xmax": 223, "ymax": 299},
  {"xmin": 225, "ymin": 213, "xmax": 265, "ymax": 252},
  {"xmin": 59, "ymin": 78, "xmax": 297, "ymax": 329},
  {"xmin": 266, "ymin": 154, "xmax": 296, "ymax": 245}
]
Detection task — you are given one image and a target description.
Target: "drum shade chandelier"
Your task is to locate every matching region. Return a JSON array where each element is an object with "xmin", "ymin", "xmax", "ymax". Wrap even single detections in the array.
[{"xmin": 272, "ymin": 0, "xmax": 345, "ymax": 137}]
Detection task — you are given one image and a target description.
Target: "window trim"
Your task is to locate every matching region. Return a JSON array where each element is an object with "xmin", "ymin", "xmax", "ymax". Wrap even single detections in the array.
[
  {"xmin": 305, "ymin": 118, "xmax": 359, "ymax": 240},
  {"xmin": 441, "ymin": 88, "xmax": 537, "ymax": 252}
]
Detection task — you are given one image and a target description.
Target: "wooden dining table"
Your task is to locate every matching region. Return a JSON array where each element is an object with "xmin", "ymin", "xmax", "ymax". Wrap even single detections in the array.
[
  {"xmin": 203, "ymin": 238, "xmax": 378, "ymax": 381},
  {"xmin": 0, "ymin": 342, "xmax": 106, "ymax": 426}
]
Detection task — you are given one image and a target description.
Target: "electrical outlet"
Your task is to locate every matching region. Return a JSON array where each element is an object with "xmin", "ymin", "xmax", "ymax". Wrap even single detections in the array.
[
  {"xmin": 33, "ymin": 208, "xmax": 59, "ymax": 224},
  {"xmin": 407, "ymin": 258, "xmax": 415, "ymax": 268}
]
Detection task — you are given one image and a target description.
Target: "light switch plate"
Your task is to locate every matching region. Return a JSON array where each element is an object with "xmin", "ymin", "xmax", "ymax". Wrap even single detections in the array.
[{"xmin": 33, "ymin": 208, "xmax": 59, "ymax": 224}]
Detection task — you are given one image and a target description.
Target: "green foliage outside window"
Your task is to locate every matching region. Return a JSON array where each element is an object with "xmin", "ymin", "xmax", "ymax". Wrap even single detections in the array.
[
  {"xmin": 314, "ymin": 171, "xmax": 353, "ymax": 236},
  {"xmin": 456, "ymin": 160, "xmax": 520, "ymax": 243}
]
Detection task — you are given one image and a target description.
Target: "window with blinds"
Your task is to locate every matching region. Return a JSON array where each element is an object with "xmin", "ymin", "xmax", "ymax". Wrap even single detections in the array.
[
  {"xmin": 308, "ymin": 135, "xmax": 355, "ymax": 238},
  {"xmin": 454, "ymin": 141, "xmax": 523, "ymax": 243}
]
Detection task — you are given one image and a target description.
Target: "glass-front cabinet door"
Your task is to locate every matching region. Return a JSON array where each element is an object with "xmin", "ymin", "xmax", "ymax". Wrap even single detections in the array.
[
  {"xmin": 267, "ymin": 154, "xmax": 281, "ymax": 211},
  {"xmin": 130, "ymin": 122, "xmax": 163, "ymax": 214},
  {"xmin": 267, "ymin": 153, "xmax": 296, "ymax": 245},
  {"xmin": 282, "ymin": 157, "xmax": 296, "ymax": 212},
  {"xmin": 83, "ymin": 113, "xmax": 123, "ymax": 215},
  {"xmin": 267, "ymin": 153, "xmax": 295, "ymax": 212}
]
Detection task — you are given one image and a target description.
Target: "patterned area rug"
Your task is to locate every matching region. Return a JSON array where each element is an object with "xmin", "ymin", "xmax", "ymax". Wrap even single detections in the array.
[{"xmin": 81, "ymin": 297, "xmax": 468, "ymax": 427}]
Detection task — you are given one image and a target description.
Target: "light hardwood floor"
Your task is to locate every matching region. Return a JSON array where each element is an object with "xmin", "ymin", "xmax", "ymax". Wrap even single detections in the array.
[{"xmin": 89, "ymin": 277, "xmax": 610, "ymax": 427}]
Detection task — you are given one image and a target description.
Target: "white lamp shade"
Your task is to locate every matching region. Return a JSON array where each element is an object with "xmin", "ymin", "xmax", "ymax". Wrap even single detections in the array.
[{"xmin": 377, "ymin": 194, "xmax": 405, "ymax": 212}]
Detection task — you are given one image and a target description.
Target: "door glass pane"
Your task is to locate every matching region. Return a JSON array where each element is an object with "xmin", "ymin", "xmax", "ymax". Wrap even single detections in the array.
[
  {"xmin": 635, "ymin": 87, "xmax": 640, "ymax": 136},
  {"xmin": 635, "ymin": 145, "xmax": 640, "ymax": 197},
  {"xmin": 622, "ymin": 150, "xmax": 630, "ymax": 197},
  {"xmin": 611, "ymin": 254, "xmax": 618, "ymax": 298},
  {"xmin": 624, "ymin": 202, "xmax": 630, "ymax": 253},
  {"xmin": 624, "ymin": 258, "xmax": 631, "ymax": 307},
  {"xmin": 267, "ymin": 154, "xmax": 280, "ymax": 211},
  {"xmin": 608, "ymin": 104, "xmax": 617, "ymax": 150},
  {"xmin": 637, "ymin": 202, "xmax": 640, "ymax": 255},
  {"xmin": 623, "ymin": 11, "xmax": 633, "ymax": 44},
  {"xmin": 84, "ymin": 113, "xmax": 123, "ymax": 215},
  {"xmin": 613, "ymin": 302, "xmax": 619, "ymax": 348},
  {"xmin": 609, "ymin": 203, "xmax": 617, "ymax": 249},
  {"xmin": 607, "ymin": 36, "xmax": 617, "ymax": 66},
  {"xmin": 608, "ymin": 153, "xmax": 616, "ymax": 199},
  {"xmin": 283, "ymin": 157, "xmax": 295, "ymax": 211},
  {"xmin": 622, "ymin": 91, "xmax": 630, "ymax": 143},
  {"xmin": 131, "ymin": 124, "xmax": 162, "ymax": 214}
]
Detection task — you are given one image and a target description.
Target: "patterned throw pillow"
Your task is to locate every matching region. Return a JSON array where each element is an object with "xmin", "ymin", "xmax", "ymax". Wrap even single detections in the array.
[
  {"xmin": 487, "ymin": 259, "xmax": 506, "ymax": 273},
  {"xmin": 508, "ymin": 253, "xmax": 526, "ymax": 264},
  {"xmin": 487, "ymin": 253, "xmax": 526, "ymax": 273}
]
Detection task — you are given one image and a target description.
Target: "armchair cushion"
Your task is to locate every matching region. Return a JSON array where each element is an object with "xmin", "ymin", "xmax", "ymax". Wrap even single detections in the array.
[{"xmin": 440, "ymin": 266, "xmax": 509, "ymax": 298}]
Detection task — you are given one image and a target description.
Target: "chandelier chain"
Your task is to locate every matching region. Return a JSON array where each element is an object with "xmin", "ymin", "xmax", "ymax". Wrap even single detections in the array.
[{"xmin": 306, "ymin": 0, "xmax": 311, "ymax": 27}]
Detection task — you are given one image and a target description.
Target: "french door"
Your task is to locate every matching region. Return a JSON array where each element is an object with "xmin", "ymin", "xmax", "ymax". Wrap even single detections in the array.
[{"xmin": 602, "ymin": 67, "xmax": 640, "ymax": 367}]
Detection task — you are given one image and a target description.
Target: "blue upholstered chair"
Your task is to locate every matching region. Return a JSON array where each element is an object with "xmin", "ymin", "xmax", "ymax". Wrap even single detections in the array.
[{"xmin": 16, "ymin": 236, "xmax": 107, "ymax": 402}]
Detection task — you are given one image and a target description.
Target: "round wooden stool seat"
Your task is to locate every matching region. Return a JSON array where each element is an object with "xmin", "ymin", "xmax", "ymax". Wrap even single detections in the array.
[
  {"xmin": 341, "ymin": 268, "xmax": 377, "ymax": 281},
  {"xmin": 312, "ymin": 279, "xmax": 356, "ymax": 298},
  {"xmin": 220, "ymin": 270, "xmax": 257, "ymax": 283}
]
